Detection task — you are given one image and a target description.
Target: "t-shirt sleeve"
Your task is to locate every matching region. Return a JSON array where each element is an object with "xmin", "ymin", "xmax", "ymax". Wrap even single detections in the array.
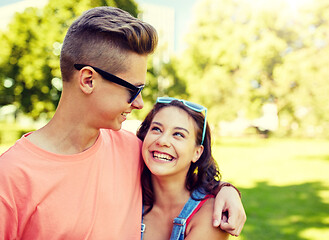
[{"xmin": 0, "ymin": 196, "xmax": 17, "ymax": 239}]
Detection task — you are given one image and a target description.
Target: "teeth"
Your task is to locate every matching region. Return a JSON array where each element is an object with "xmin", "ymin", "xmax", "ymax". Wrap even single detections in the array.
[
  {"xmin": 121, "ymin": 112, "xmax": 128, "ymax": 116},
  {"xmin": 153, "ymin": 152, "xmax": 173, "ymax": 161}
]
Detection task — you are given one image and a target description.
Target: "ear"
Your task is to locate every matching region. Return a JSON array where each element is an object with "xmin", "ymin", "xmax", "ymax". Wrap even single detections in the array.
[
  {"xmin": 192, "ymin": 145, "xmax": 204, "ymax": 163},
  {"xmin": 78, "ymin": 67, "xmax": 95, "ymax": 94}
]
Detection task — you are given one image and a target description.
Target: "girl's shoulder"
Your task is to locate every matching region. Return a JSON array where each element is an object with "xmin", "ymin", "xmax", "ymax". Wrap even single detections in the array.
[{"xmin": 185, "ymin": 197, "xmax": 229, "ymax": 240}]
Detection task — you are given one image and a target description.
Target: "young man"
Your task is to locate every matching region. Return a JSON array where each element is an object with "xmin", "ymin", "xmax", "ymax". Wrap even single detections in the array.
[{"xmin": 0, "ymin": 7, "xmax": 246, "ymax": 239}]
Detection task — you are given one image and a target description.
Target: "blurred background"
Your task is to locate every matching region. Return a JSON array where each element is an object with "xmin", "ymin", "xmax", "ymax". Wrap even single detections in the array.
[{"xmin": 0, "ymin": 0, "xmax": 328, "ymax": 239}]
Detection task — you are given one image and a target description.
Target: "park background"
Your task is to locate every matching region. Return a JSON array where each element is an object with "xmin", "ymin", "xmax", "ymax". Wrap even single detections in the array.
[{"xmin": 0, "ymin": 0, "xmax": 328, "ymax": 239}]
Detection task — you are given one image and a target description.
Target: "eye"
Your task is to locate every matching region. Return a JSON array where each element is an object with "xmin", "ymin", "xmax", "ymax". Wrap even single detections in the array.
[
  {"xmin": 128, "ymin": 89, "xmax": 137, "ymax": 97},
  {"xmin": 150, "ymin": 126, "xmax": 161, "ymax": 133},
  {"xmin": 173, "ymin": 132, "xmax": 185, "ymax": 138}
]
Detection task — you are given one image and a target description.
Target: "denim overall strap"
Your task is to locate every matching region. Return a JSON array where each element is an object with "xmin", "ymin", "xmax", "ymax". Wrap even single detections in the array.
[
  {"xmin": 141, "ymin": 205, "xmax": 145, "ymax": 240},
  {"xmin": 170, "ymin": 189, "xmax": 207, "ymax": 240}
]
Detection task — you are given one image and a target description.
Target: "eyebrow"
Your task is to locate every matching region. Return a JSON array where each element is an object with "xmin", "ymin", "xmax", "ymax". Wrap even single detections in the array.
[{"xmin": 152, "ymin": 121, "xmax": 190, "ymax": 134}]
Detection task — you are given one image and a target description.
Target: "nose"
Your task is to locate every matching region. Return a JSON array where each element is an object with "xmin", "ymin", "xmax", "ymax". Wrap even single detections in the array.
[
  {"xmin": 156, "ymin": 133, "xmax": 171, "ymax": 147},
  {"xmin": 131, "ymin": 93, "xmax": 144, "ymax": 109}
]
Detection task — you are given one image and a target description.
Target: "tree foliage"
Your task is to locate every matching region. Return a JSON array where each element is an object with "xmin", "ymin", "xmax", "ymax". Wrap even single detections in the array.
[
  {"xmin": 1, "ymin": 0, "xmax": 329, "ymax": 137},
  {"xmin": 165, "ymin": 0, "xmax": 329, "ymax": 137},
  {"xmin": 0, "ymin": 0, "xmax": 138, "ymax": 119},
  {"xmin": 273, "ymin": 0, "xmax": 329, "ymax": 136}
]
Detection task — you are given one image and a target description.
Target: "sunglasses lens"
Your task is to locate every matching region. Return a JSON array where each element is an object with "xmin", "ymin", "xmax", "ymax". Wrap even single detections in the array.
[
  {"xmin": 157, "ymin": 97, "xmax": 204, "ymax": 111},
  {"xmin": 128, "ymin": 87, "xmax": 144, "ymax": 103},
  {"xmin": 184, "ymin": 102, "xmax": 204, "ymax": 112},
  {"xmin": 157, "ymin": 97, "xmax": 175, "ymax": 103}
]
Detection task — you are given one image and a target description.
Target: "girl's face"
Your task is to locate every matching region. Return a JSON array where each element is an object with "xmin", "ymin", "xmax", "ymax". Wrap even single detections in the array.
[{"xmin": 142, "ymin": 106, "xmax": 203, "ymax": 178}]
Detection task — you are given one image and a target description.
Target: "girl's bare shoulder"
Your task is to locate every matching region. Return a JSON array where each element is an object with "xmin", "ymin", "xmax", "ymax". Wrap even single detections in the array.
[{"xmin": 185, "ymin": 198, "xmax": 229, "ymax": 240}]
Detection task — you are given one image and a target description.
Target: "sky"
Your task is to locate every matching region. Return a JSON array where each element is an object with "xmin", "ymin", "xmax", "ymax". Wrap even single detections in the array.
[
  {"xmin": 138, "ymin": 0, "xmax": 197, "ymax": 31},
  {"xmin": 0, "ymin": 0, "xmax": 21, "ymax": 6},
  {"xmin": 0, "ymin": 0, "xmax": 49, "ymax": 28},
  {"xmin": 137, "ymin": 0, "xmax": 198, "ymax": 51}
]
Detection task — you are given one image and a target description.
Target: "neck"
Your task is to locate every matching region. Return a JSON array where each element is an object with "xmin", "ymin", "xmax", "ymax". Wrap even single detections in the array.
[
  {"xmin": 27, "ymin": 96, "xmax": 100, "ymax": 155},
  {"xmin": 151, "ymin": 174, "xmax": 190, "ymax": 210}
]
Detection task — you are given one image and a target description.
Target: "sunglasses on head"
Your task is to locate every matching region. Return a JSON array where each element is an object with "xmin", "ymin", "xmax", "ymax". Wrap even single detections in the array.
[
  {"xmin": 74, "ymin": 64, "xmax": 144, "ymax": 104},
  {"xmin": 156, "ymin": 97, "xmax": 208, "ymax": 145}
]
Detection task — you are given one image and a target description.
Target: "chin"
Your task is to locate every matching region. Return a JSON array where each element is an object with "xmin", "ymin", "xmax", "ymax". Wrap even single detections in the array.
[
  {"xmin": 102, "ymin": 123, "xmax": 122, "ymax": 131},
  {"xmin": 112, "ymin": 125, "xmax": 122, "ymax": 131}
]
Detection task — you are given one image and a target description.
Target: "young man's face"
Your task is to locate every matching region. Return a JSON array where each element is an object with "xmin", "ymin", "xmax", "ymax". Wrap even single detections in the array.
[{"xmin": 90, "ymin": 52, "xmax": 148, "ymax": 131}]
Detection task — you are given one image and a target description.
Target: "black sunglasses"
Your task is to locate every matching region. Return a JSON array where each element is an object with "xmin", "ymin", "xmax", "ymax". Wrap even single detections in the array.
[{"xmin": 74, "ymin": 64, "xmax": 144, "ymax": 103}]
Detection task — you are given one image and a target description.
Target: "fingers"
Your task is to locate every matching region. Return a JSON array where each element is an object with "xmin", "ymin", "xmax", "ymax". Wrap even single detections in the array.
[
  {"xmin": 237, "ymin": 211, "xmax": 247, "ymax": 235},
  {"xmin": 220, "ymin": 222, "xmax": 237, "ymax": 236},
  {"xmin": 220, "ymin": 210, "xmax": 237, "ymax": 236},
  {"xmin": 212, "ymin": 213, "xmax": 222, "ymax": 227},
  {"xmin": 221, "ymin": 210, "xmax": 228, "ymax": 223},
  {"xmin": 220, "ymin": 210, "xmax": 246, "ymax": 236},
  {"xmin": 212, "ymin": 199, "xmax": 224, "ymax": 227},
  {"xmin": 212, "ymin": 183, "xmax": 247, "ymax": 236}
]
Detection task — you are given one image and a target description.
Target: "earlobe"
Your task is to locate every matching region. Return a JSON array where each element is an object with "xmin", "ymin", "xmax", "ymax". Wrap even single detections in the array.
[
  {"xmin": 192, "ymin": 145, "xmax": 204, "ymax": 163},
  {"xmin": 79, "ymin": 68, "xmax": 95, "ymax": 94}
]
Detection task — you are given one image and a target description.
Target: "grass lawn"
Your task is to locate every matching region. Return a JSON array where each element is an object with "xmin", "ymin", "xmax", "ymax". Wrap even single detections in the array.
[
  {"xmin": 1, "ymin": 137, "xmax": 328, "ymax": 239},
  {"xmin": 213, "ymin": 137, "xmax": 329, "ymax": 240}
]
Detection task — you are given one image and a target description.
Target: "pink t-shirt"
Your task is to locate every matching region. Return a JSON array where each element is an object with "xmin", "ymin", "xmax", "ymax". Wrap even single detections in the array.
[{"xmin": 0, "ymin": 129, "xmax": 143, "ymax": 239}]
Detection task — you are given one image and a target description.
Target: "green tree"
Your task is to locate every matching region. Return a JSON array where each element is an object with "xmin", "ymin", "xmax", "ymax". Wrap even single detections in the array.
[
  {"xmin": 273, "ymin": 0, "xmax": 329, "ymax": 137},
  {"xmin": 167, "ymin": 0, "xmax": 328, "ymax": 137},
  {"xmin": 175, "ymin": 0, "xmax": 290, "ymax": 125},
  {"xmin": 0, "ymin": 0, "xmax": 138, "ymax": 119}
]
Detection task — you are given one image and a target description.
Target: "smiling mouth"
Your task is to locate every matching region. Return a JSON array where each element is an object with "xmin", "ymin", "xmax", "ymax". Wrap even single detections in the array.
[{"xmin": 153, "ymin": 151, "xmax": 174, "ymax": 162}]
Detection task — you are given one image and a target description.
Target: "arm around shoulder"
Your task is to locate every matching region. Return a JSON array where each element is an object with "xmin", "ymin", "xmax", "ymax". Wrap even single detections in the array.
[
  {"xmin": 213, "ymin": 182, "xmax": 246, "ymax": 236},
  {"xmin": 185, "ymin": 198, "xmax": 229, "ymax": 240}
]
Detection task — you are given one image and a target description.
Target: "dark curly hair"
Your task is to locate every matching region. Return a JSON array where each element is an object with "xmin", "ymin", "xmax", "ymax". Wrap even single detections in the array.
[{"xmin": 136, "ymin": 100, "xmax": 221, "ymax": 215}]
